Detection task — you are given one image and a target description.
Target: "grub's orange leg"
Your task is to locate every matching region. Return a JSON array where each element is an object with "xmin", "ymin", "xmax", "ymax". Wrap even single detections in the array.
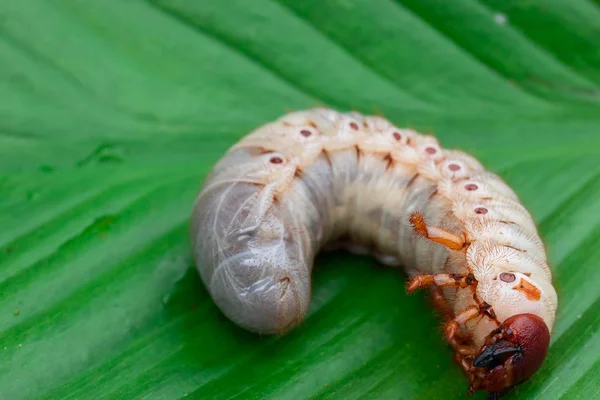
[
  {"xmin": 445, "ymin": 302, "xmax": 499, "ymax": 354},
  {"xmin": 446, "ymin": 302, "xmax": 498, "ymax": 338},
  {"xmin": 409, "ymin": 212, "xmax": 466, "ymax": 250},
  {"xmin": 407, "ymin": 272, "xmax": 476, "ymax": 292},
  {"xmin": 427, "ymin": 286, "xmax": 475, "ymax": 354},
  {"xmin": 446, "ymin": 306, "xmax": 480, "ymax": 340},
  {"xmin": 444, "ymin": 306, "xmax": 481, "ymax": 356}
]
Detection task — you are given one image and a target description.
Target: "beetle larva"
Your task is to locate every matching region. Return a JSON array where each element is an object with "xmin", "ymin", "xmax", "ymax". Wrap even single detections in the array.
[{"xmin": 190, "ymin": 108, "xmax": 558, "ymax": 398}]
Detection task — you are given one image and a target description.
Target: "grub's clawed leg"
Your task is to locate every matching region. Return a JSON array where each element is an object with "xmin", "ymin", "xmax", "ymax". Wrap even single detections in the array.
[
  {"xmin": 409, "ymin": 212, "xmax": 467, "ymax": 251},
  {"xmin": 445, "ymin": 307, "xmax": 479, "ymax": 358},
  {"xmin": 442, "ymin": 310, "xmax": 487, "ymax": 392},
  {"xmin": 445, "ymin": 302, "xmax": 498, "ymax": 348},
  {"xmin": 406, "ymin": 272, "xmax": 476, "ymax": 292},
  {"xmin": 421, "ymin": 288, "xmax": 492, "ymax": 395},
  {"xmin": 453, "ymin": 302, "xmax": 497, "ymax": 327},
  {"xmin": 444, "ymin": 302, "xmax": 502, "ymax": 396}
]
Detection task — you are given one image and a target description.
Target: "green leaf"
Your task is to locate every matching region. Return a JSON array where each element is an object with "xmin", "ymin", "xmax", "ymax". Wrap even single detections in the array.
[{"xmin": 1, "ymin": 1, "xmax": 599, "ymax": 399}]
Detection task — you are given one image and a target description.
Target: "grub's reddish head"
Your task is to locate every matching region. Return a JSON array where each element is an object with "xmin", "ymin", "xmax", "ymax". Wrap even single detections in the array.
[{"xmin": 473, "ymin": 313, "xmax": 550, "ymax": 396}]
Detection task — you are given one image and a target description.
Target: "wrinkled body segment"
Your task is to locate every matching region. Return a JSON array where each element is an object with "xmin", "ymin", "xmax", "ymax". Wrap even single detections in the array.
[{"xmin": 190, "ymin": 108, "xmax": 558, "ymax": 398}]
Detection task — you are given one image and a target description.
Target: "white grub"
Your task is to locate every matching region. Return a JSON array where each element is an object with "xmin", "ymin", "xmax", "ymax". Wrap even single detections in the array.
[{"xmin": 190, "ymin": 107, "xmax": 557, "ymax": 348}]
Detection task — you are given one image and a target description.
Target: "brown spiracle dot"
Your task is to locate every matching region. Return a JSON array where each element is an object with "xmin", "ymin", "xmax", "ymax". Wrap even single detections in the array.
[
  {"xmin": 270, "ymin": 156, "xmax": 284, "ymax": 164},
  {"xmin": 465, "ymin": 183, "xmax": 479, "ymax": 191},
  {"xmin": 474, "ymin": 207, "xmax": 488, "ymax": 215},
  {"xmin": 300, "ymin": 129, "xmax": 312, "ymax": 137},
  {"xmin": 500, "ymin": 272, "xmax": 516, "ymax": 283},
  {"xmin": 393, "ymin": 132, "xmax": 402, "ymax": 141},
  {"xmin": 425, "ymin": 147, "xmax": 437, "ymax": 155},
  {"xmin": 448, "ymin": 163, "xmax": 461, "ymax": 171},
  {"xmin": 349, "ymin": 122, "xmax": 359, "ymax": 131}
]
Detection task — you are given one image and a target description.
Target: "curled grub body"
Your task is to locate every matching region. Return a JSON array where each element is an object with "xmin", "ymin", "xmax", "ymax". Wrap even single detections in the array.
[{"xmin": 190, "ymin": 108, "xmax": 558, "ymax": 397}]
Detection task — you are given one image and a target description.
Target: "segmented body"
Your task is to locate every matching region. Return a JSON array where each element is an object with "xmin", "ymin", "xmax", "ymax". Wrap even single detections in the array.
[{"xmin": 190, "ymin": 108, "xmax": 557, "ymax": 365}]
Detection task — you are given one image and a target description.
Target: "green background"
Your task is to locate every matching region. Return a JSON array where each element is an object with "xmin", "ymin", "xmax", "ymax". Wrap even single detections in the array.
[{"xmin": 1, "ymin": 1, "xmax": 599, "ymax": 399}]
